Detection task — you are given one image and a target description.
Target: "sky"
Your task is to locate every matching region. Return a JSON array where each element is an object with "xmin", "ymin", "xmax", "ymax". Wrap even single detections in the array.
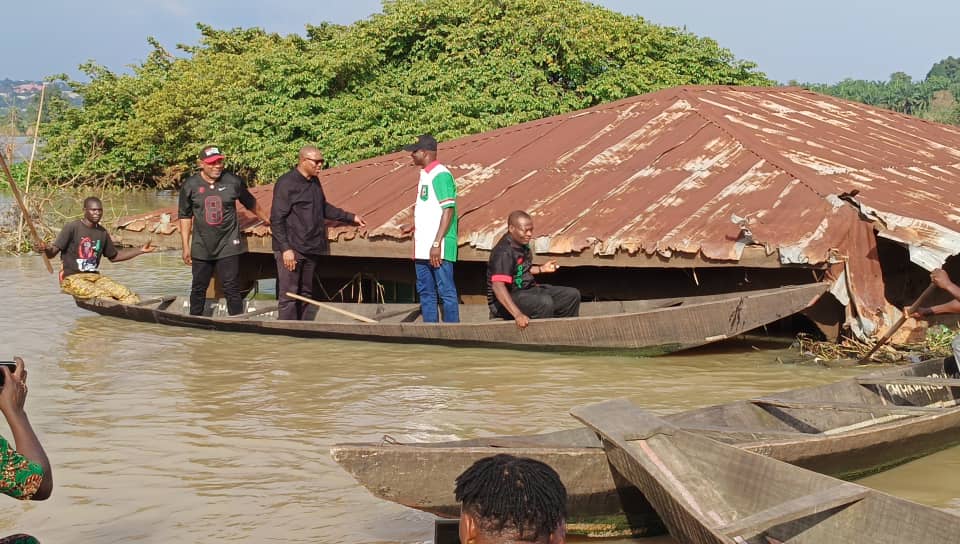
[{"xmin": 2, "ymin": 0, "xmax": 957, "ymax": 85}]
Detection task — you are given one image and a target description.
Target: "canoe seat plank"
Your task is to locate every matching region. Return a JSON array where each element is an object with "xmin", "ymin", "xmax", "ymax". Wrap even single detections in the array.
[
  {"xmin": 751, "ymin": 398, "xmax": 941, "ymax": 414},
  {"xmin": 719, "ymin": 483, "xmax": 869, "ymax": 539},
  {"xmin": 857, "ymin": 377, "xmax": 960, "ymax": 388}
]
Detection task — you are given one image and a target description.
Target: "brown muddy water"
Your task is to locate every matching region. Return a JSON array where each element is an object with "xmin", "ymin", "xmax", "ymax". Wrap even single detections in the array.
[{"xmin": 3, "ymin": 251, "xmax": 960, "ymax": 541}]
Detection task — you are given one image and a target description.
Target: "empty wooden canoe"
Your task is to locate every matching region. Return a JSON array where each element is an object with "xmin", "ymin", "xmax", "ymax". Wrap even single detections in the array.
[{"xmin": 572, "ymin": 398, "xmax": 960, "ymax": 544}]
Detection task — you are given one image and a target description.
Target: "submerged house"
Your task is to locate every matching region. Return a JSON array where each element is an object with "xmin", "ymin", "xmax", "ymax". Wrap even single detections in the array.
[{"xmin": 115, "ymin": 85, "xmax": 960, "ymax": 340}]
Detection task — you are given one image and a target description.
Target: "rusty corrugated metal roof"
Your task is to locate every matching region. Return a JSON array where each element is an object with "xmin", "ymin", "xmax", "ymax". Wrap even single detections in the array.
[{"xmin": 118, "ymin": 85, "xmax": 960, "ymax": 270}]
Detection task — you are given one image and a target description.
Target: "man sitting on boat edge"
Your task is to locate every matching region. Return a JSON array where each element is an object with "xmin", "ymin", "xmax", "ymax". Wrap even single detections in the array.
[
  {"xmin": 38, "ymin": 196, "xmax": 154, "ymax": 303},
  {"xmin": 486, "ymin": 210, "xmax": 581, "ymax": 330}
]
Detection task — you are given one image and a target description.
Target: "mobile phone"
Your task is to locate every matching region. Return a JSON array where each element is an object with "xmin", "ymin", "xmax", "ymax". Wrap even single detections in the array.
[
  {"xmin": 0, "ymin": 362, "xmax": 17, "ymax": 386},
  {"xmin": 434, "ymin": 519, "xmax": 460, "ymax": 544}
]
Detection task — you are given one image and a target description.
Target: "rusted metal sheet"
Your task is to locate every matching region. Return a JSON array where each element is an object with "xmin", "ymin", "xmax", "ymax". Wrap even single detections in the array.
[{"xmin": 116, "ymin": 85, "xmax": 960, "ymax": 333}]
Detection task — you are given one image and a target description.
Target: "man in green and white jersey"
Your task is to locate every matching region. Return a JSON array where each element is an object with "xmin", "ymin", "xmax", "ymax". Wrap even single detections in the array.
[{"xmin": 403, "ymin": 134, "xmax": 460, "ymax": 322}]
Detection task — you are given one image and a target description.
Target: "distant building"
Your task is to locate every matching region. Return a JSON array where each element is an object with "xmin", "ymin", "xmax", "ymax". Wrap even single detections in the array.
[{"xmin": 13, "ymin": 83, "xmax": 43, "ymax": 94}]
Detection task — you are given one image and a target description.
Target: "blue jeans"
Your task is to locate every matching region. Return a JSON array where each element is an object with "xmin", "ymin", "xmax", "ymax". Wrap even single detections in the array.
[{"xmin": 415, "ymin": 259, "xmax": 460, "ymax": 323}]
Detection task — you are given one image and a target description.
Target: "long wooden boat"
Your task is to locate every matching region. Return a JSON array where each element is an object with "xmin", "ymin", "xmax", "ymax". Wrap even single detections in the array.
[
  {"xmin": 572, "ymin": 398, "xmax": 960, "ymax": 544},
  {"xmin": 331, "ymin": 357, "xmax": 960, "ymax": 537},
  {"xmin": 74, "ymin": 283, "xmax": 827, "ymax": 354}
]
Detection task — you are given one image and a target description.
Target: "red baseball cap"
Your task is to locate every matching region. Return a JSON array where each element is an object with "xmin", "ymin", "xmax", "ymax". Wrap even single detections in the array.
[{"xmin": 199, "ymin": 146, "xmax": 225, "ymax": 164}]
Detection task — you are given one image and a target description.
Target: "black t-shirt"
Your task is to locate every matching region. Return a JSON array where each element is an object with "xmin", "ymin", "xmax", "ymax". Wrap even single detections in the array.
[
  {"xmin": 178, "ymin": 172, "xmax": 257, "ymax": 260},
  {"xmin": 486, "ymin": 234, "xmax": 536, "ymax": 306},
  {"xmin": 53, "ymin": 220, "xmax": 118, "ymax": 277}
]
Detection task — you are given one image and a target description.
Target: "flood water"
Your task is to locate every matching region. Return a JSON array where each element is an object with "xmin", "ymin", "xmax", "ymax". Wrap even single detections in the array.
[{"xmin": 3, "ymin": 205, "xmax": 960, "ymax": 542}]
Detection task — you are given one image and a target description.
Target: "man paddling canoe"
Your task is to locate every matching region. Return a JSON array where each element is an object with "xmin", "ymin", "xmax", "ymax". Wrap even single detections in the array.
[{"xmin": 912, "ymin": 268, "xmax": 960, "ymax": 368}]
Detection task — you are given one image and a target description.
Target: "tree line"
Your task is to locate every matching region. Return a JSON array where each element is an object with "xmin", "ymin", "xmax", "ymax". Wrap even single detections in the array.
[
  {"xmin": 25, "ymin": 0, "xmax": 771, "ymax": 188},
  {"xmin": 800, "ymin": 57, "xmax": 960, "ymax": 125}
]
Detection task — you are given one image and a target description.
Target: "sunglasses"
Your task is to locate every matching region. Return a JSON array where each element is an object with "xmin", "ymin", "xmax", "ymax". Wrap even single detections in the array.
[{"xmin": 304, "ymin": 157, "xmax": 324, "ymax": 165}]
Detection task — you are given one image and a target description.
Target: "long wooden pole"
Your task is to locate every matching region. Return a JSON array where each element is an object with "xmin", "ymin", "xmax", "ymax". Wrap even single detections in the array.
[
  {"xmin": 24, "ymin": 82, "xmax": 45, "ymax": 192},
  {"xmin": 0, "ymin": 152, "xmax": 53, "ymax": 274},
  {"xmin": 284, "ymin": 292, "xmax": 376, "ymax": 323},
  {"xmin": 858, "ymin": 283, "xmax": 938, "ymax": 363},
  {"xmin": 17, "ymin": 82, "xmax": 45, "ymax": 250}
]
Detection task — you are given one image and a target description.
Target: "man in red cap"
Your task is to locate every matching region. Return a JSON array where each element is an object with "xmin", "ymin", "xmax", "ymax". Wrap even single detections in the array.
[{"xmin": 178, "ymin": 145, "xmax": 270, "ymax": 316}]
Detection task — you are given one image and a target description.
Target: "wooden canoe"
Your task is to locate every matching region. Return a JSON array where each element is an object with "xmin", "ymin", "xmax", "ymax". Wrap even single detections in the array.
[
  {"xmin": 73, "ymin": 283, "xmax": 827, "ymax": 354},
  {"xmin": 330, "ymin": 357, "xmax": 960, "ymax": 537},
  {"xmin": 572, "ymin": 398, "xmax": 960, "ymax": 544}
]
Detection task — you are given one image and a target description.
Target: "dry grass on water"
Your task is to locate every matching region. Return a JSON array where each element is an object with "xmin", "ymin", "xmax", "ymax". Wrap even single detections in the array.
[{"xmin": 796, "ymin": 323, "xmax": 959, "ymax": 365}]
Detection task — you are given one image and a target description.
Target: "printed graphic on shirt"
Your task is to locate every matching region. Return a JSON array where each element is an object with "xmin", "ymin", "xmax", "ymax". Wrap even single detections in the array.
[
  {"xmin": 204, "ymin": 196, "xmax": 224, "ymax": 225},
  {"xmin": 514, "ymin": 256, "xmax": 525, "ymax": 288},
  {"xmin": 76, "ymin": 236, "xmax": 102, "ymax": 272},
  {"xmin": 420, "ymin": 185, "xmax": 429, "ymax": 201}
]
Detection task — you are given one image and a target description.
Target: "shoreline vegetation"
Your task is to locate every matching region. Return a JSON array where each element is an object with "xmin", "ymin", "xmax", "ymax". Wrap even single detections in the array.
[{"xmin": 0, "ymin": 186, "xmax": 141, "ymax": 254}]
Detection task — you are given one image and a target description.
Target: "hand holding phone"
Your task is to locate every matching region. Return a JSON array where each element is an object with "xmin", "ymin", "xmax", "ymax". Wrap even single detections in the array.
[
  {"xmin": 0, "ymin": 358, "xmax": 27, "ymax": 416},
  {"xmin": 0, "ymin": 361, "xmax": 17, "ymax": 386}
]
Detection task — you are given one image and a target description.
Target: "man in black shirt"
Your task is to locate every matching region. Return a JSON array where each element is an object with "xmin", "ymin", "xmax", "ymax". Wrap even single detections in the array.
[
  {"xmin": 40, "ymin": 196, "xmax": 155, "ymax": 301},
  {"xmin": 178, "ymin": 145, "xmax": 270, "ymax": 316},
  {"xmin": 487, "ymin": 210, "xmax": 580, "ymax": 329},
  {"xmin": 271, "ymin": 145, "xmax": 366, "ymax": 320}
]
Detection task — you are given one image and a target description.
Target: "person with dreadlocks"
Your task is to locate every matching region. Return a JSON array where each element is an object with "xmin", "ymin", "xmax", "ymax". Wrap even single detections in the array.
[{"xmin": 454, "ymin": 454, "xmax": 567, "ymax": 544}]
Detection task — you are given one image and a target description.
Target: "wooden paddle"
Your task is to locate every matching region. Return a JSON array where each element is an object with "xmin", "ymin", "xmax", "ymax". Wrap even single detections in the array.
[
  {"xmin": 284, "ymin": 292, "xmax": 376, "ymax": 323},
  {"xmin": 858, "ymin": 283, "xmax": 938, "ymax": 364},
  {"xmin": 0, "ymin": 152, "xmax": 53, "ymax": 274}
]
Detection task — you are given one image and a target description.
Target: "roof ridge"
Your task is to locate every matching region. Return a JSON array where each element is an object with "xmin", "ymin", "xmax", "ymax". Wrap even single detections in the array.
[{"xmin": 680, "ymin": 93, "xmax": 839, "ymax": 197}]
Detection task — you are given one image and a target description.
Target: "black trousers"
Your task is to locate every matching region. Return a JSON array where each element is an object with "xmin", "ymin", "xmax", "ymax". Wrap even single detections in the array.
[
  {"xmin": 190, "ymin": 255, "xmax": 243, "ymax": 316},
  {"xmin": 491, "ymin": 284, "xmax": 581, "ymax": 320},
  {"xmin": 275, "ymin": 251, "xmax": 319, "ymax": 321}
]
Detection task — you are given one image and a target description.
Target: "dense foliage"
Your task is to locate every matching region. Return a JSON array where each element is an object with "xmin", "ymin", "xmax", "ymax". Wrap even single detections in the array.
[
  {"xmin": 37, "ymin": 0, "xmax": 770, "ymax": 187},
  {"xmin": 802, "ymin": 58, "xmax": 960, "ymax": 125}
]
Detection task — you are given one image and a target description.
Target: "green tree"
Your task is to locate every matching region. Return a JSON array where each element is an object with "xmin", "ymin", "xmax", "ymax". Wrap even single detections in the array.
[
  {"xmin": 927, "ymin": 56, "xmax": 960, "ymax": 83},
  {"xmin": 39, "ymin": 0, "xmax": 771, "ymax": 187}
]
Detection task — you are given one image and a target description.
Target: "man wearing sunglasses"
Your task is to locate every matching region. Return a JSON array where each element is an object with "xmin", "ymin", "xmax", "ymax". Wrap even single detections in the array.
[{"xmin": 270, "ymin": 145, "xmax": 366, "ymax": 320}]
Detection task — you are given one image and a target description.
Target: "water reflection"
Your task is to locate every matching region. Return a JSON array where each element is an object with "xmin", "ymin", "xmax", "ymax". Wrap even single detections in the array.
[{"xmin": 1, "ymin": 252, "xmax": 959, "ymax": 542}]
